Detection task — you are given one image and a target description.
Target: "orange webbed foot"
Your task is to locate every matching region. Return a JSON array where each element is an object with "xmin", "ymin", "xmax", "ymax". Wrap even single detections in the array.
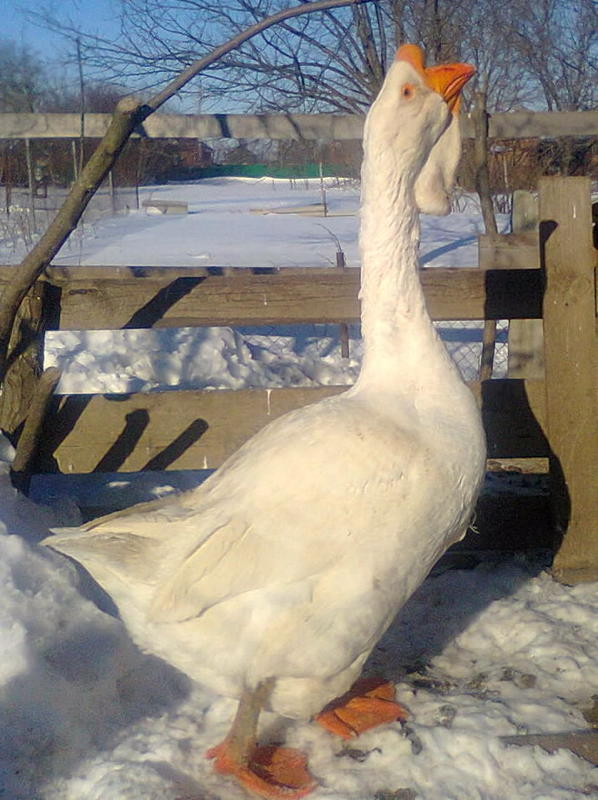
[
  {"xmin": 315, "ymin": 677, "xmax": 409, "ymax": 740},
  {"xmin": 207, "ymin": 739, "xmax": 316, "ymax": 799}
]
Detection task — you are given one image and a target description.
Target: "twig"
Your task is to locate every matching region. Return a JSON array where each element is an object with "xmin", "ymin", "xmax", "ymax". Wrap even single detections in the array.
[
  {"xmin": 501, "ymin": 730, "xmax": 598, "ymax": 766},
  {"xmin": 146, "ymin": 0, "xmax": 372, "ymax": 112}
]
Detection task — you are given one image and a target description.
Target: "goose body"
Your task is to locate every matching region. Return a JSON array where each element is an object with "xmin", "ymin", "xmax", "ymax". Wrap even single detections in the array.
[{"xmin": 44, "ymin": 46, "xmax": 485, "ymax": 796}]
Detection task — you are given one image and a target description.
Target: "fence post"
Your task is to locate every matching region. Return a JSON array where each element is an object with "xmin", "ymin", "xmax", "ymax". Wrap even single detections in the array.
[
  {"xmin": 539, "ymin": 176, "xmax": 598, "ymax": 583},
  {"xmin": 24, "ymin": 138, "xmax": 36, "ymax": 227},
  {"xmin": 507, "ymin": 189, "xmax": 544, "ymax": 380}
]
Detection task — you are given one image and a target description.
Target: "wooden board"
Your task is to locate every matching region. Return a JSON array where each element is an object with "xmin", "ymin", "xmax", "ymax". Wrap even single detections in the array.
[
  {"xmin": 485, "ymin": 457, "xmax": 548, "ymax": 473},
  {"xmin": 53, "ymin": 270, "xmax": 363, "ymax": 329},
  {"xmin": 508, "ymin": 319, "xmax": 544, "ymax": 379},
  {"xmin": 5, "ymin": 268, "xmax": 544, "ymax": 330},
  {"xmin": 37, "ymin": 385, "xmax": 344, "ymax": 473},
  {"xmin": 478, "ymin": 233, "xmax": 539, "ymax": 269},
  {"xmin": 36, "ymin": 379, "xmax": 548, "ymax": 475},
  {"xmin": 141, "ymin": 199, "xmax": 188, "ymax": 214},
  {"xmin": 1, "ymin": 110, "xmax": 596, "ymax": 141},
  {"xmin": 487, "ymin": 110, "xmax": 598, "ymax": 139},
  {"xmin": 479, "ymin": 233, "xmax": 598, "ymax": 271},
  {"xmin": 540, "ymin": 178, "xmax": 598, "ymax": 581}
]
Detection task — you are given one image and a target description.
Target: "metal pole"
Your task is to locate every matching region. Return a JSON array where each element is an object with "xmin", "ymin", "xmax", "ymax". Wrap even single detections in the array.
[{"xmin": 24, "ymin": 138, "xmax": 36, "ymax": 227}]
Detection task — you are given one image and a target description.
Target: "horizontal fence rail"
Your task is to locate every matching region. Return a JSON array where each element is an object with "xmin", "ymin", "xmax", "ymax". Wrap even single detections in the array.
[
  {"xmin": 34, "ymin": 379, "xmax": 549, "ymax": 475},
  {"xmin": 0, "ymin": 110, "xmax": 597, "ymax": 141},
  {"xmin": 0, "ymin": 266, "xmax": 547, "ymax": 328}
]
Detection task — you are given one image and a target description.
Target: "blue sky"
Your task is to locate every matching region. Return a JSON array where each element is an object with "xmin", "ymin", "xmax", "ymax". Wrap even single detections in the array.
[
  {"xmin": 5, "ymin": 0, "xmax": 121, "ymax": 61},
  {"xmin": 4, "ymin": 0, "xmax": 196, "ymax": 110},
  {"xmin": 4, "ymin": 0, "xmax": 217, "ymax": 111}
]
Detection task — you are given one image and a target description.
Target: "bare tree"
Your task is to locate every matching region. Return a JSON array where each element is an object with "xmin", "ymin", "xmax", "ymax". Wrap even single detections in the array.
[
  {"xmin": 35, "ymin": 0, "xmax": 589, "ymax": 113},
  {"xmin": 465, "ymin": 1, "xmax": 536, "ymax": 110},
  {"xmin": 0, "ymin": 39, "xmax": 47, "ymax": 112},
  {"xmin": 505, "ymin": 0, "xmax": 597, "ymax": 177},
  {"xmin": 509, "ymin": 0, "xmax": 597, "ymax": 112},
  {"xmin": 32, "ymin": 0, "xmax": 543, "ymax": 113},
  {"xmin": 33, "ymin": 1, "xmax": 396, "ymax": 113}
]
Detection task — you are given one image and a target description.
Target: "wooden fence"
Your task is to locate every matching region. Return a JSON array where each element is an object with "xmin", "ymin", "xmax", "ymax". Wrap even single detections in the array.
[
  {"xmin": 0, "ymin": 177, "xmax": 596, "ymax": 582},
  {"xmin": 1, "ymin": 109, "xmax": 597, "ymax": 141}
]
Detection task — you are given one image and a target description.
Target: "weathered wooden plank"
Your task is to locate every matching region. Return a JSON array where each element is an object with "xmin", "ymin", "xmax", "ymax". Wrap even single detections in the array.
[
  {"xmin": 487, "ymin": 110, "xmax": 598, "ymax": 139},
  {"xmin": 37, "ymin": 386, "xmax": 345, "ymax": 473},
  {"xmin": 478, "ymin": 233, "xmax": 539, "ymax": 269},
  {"xmin": 511, "ymin": 189, "xmax": 539, "ymax": 233},
  {"xmin": 485, "ymin": 457, "xmax": 548, "ymax": 474},
  {"xmin": 479, "ymin": 235, "xmax": 597, "ymax": 270},
  {"xmin": 1, "ymin": 110, "xmax": 596, "ymax": 140},
  {"xmin": 553, "ymin": 566, "xmax": 598, "ymax": 585},
  {"xmin": 505, "ymin": 203, "xmax": 544, "ymax": 380},
  {"xmin": 9, "ymin": 268, "xmax": 543, "ymax": 330},
  {"xmin": 141, "ymin": 199, "xmax": 188, "ymax": 214},
  {"xmin": 508, "ymin": 318, "xmax": 544, "ymax": 379},
  {"xmin": 36, "ymin": 379, "xmax": 548, "ymax": 474},
  {"xmin": 0, "ymin": 112, "xmax": 365, "ymax": 142},
  {"xmin": 540, "ymin": 178, "xmax": 598, "ymax": 581},
  {"xmin": 53, "ymin": 271, "xmax": 362, "ymax": 328},
  {"xmin": 426, "ymin": 269, "xmax": 543, "ymax": 320}
]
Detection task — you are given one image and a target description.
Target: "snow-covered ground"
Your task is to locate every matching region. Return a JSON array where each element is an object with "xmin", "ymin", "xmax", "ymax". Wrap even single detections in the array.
[
  {"xmin": 48, "ymin": 177, "xmax": 489, "ymax": 270},
  {"xmin": 1, "ymin": 177, "xmax": 596, "ymax": 800}
]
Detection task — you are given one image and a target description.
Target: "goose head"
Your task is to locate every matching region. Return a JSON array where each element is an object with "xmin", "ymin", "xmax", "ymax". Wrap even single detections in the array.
[
  {"xmin": 363, "ymin": 46, "xmax": 451, "ymax": 186},
  {"xmin": 363, "ymin": 44, "xmax": 474, "ymax": 213}
]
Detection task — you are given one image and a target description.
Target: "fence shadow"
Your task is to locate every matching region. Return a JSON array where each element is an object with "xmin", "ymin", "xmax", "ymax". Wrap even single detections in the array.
[{"xmin": 35, "ymin": 276, "xmax": 210, "ymax": 476}]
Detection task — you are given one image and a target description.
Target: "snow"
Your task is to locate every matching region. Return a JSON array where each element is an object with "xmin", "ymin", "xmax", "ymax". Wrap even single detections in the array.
[
  {"xmin": 0, "ymin": 177, "xmax": 596, "ymax": 799},
  {"xmin": 46, "ymin": 177, "xmax": 490, "ymax": 270}
]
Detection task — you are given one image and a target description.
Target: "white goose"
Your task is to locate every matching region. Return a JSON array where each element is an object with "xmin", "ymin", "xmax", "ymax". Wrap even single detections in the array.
[{"xmin": 43, "ymin": 45, "xmax": 485, "ymax": 799}]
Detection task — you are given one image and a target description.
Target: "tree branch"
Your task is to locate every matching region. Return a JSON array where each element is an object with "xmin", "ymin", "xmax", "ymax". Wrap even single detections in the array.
[{"xmin": 146, "ymin": 0, "xmax": 373, "ymax": 110}]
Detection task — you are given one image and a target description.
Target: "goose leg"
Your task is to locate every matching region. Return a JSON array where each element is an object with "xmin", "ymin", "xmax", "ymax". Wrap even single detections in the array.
[
  {"xmin": 206, "ymin": 679, "xmax": 316, "ymax": 799},
  {"xmin": 315, "ymin": 676, "xmax": 409, "ymax": 740}
]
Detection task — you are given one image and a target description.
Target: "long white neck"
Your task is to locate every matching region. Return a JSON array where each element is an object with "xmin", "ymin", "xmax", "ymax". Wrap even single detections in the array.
[{"xmin": 354, "ymin": 145, "xmax": 461, "ymax": 395}]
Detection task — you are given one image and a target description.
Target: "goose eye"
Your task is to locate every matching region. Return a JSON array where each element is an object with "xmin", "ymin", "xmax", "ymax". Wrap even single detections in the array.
[{"xmin": 401, "ymin": 83, "xmax": 415, "ymax": 99}]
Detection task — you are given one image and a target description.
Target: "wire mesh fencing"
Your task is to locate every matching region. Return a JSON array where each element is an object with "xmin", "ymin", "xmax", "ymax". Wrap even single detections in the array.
[
  {"xmin": 235, "ymin": 319, "xmax": 509, "ymax": 386},
  {"xmin": 0, "ymin": 182, "xmax": 141, "ymax": 261}
]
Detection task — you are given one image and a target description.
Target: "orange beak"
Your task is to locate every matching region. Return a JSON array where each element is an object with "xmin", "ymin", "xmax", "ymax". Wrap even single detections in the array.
[
  {"xmin": 425, "ymin": 62, "xmax": 475, "ymax": 113},
  {"xmin": 395, "ymin": 44, "xmax": 475, "ymax": 113}
]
